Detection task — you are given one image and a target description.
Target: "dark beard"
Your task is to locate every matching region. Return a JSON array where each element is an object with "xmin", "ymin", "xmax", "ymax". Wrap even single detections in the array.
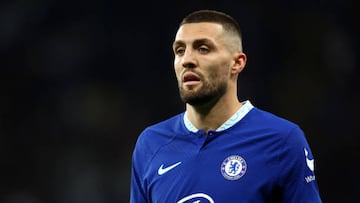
[{"xmin": 179, "ymin": 80, "xmax": 227, "ymax": 106}]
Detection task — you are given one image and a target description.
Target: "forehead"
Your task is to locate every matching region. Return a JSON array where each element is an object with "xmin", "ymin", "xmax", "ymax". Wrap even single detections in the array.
[{"xmin": 175, "ymin": 22, "xmax": 224, "ymax": 43}]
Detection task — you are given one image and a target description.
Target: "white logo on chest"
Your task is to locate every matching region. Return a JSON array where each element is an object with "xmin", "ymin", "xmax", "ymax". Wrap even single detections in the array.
[
  {"xmin": 177, "ymin": 193, "xmax": 214, "ymax": 203},
  {"xmin": 158, "ymin": 161, "xmax": 182, "ymax": 175}
]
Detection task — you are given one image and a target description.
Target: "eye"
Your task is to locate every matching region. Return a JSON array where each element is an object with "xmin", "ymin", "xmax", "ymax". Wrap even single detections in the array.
[
  {"xmin": 175, "ymin": 47, "xmax": 185, "ymax": 56},
  {"xmin": 198, "ymin": 46, "xmax": 209, "ymax": 54}
]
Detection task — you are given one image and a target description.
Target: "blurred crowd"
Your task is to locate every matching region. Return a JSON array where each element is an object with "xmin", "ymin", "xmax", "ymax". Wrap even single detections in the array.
[{"xmin": 1, "ymin": 0, "xmax": 358, "ymax": 202}]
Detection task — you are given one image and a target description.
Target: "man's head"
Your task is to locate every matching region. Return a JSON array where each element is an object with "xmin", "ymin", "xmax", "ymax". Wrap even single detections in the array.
[
  {"xmin": 172, "ymin": 10, "xmax": 247, "ymax": 107},
  {"xmin": 180, "ymin": 9, "xmax": 243, "ymax": 53}
]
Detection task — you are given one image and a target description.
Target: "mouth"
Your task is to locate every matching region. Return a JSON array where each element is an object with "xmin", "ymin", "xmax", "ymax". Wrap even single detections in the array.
[{"xmin": 182, "ymin": 72, "xmax": 201, "ymax": 86}]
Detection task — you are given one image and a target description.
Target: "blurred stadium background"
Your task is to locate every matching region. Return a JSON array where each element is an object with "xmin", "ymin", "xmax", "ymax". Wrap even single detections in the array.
[{"xmin": 0, "ymin": 0, "xmax": 358, "ymax": 202}]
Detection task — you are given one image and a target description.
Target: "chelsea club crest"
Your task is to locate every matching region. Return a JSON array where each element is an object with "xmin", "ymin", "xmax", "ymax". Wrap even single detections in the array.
[{"xmin": 221, "ymin": 155, "xmax": 247, "ymax": 180}]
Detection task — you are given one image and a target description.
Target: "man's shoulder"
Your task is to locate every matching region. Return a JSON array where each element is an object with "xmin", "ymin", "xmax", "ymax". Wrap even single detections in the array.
[
  {"xmin": 136, "ymin": 112, "xmax": 185, "ymax": 144},
  {"xmin": 244, "ymin": 107, "xmax": 307, "ymax": 153},
  {"xmin": 248, "ymin": 107, "xmax": 301, "ymax": 131},
  {"xmin": 145, "ymin": 112, "xmax": 185, "ymax": 132},
  {"xmin": 133, "ymin": 113, "xmax": 185, "ymax": 160}
]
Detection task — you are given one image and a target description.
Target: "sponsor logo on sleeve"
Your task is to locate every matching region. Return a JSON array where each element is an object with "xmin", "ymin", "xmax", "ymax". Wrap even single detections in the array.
[{"xmin": 304, "ymin": 148, "xmax": 316, "ymax": 183}]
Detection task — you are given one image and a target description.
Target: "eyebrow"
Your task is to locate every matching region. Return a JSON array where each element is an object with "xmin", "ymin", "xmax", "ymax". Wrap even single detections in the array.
[{"xmin": 172, "ymin": 38, "xmax": 215, "ymax": 49}]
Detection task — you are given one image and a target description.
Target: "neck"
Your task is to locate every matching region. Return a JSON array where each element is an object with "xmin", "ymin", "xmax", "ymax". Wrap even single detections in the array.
[{"xmin": 185, "ymin": 93, "xmax": 242, "ymax": 133}]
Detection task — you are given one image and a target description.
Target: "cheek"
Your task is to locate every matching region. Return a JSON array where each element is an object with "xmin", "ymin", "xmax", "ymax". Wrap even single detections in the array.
[
  {"xmin": 218, "ymin": 61, "xmax": 232, "ymax": 76},
  {"xmin": 174, "ymin": 57, "xmax": 181, "ymax": 69},
  {"xmin": 208, "ymin": 64, "xmax": 231, "ymax": 81},
  {"xmin": 174, "ymin": 64, "xmax": 182, "ymax": 81}
]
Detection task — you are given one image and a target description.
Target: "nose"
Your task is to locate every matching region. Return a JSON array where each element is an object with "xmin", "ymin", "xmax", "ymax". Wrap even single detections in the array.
[
  {"xmin": 182, "ymin": 49, "xmax": 197, "ymax": 69},
  {"xmin": 183, "ymin": 61, "xmax": 196, "ymax": 69}
]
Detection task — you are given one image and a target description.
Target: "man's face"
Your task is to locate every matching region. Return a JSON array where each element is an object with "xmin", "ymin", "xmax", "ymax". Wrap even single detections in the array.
[{"xmin": 172, "ymin": 22, "xmax": 234, "ymax": 106}]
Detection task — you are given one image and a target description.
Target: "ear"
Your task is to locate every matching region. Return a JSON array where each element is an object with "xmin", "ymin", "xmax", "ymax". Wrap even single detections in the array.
[{"xmin": 231, "ymin": 52, "xmax": 247, "ymax": 74}]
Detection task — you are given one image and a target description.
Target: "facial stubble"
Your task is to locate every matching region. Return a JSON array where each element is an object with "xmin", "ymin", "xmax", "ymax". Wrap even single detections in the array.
[{"xmin": 178, "ymin": 71, "xmax": 228, "ymax": 106}]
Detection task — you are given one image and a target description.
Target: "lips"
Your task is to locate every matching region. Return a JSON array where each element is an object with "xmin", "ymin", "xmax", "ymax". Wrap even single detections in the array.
[{"xmin": 182, "ymin": 72, "xmax": 200, "ymax": 83}]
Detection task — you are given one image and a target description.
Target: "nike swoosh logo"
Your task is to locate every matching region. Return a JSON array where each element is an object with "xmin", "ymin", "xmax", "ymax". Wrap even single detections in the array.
[
  {"xmin": 304, "ymin": 148, "xmax": 314, "ymax": 172},
  {"xmin": 158, "ymin": 161, "xmax": 182, "ymax": 175}
]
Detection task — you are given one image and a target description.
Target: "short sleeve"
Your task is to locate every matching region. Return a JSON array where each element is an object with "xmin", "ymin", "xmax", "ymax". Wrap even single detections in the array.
[
  {"xmin": 130, "ymin": 131, "xmax": 151, "ymax": 203},
  {"xmin": 278, "ymin": 126, "xmax": 322, "ymax": 202}
]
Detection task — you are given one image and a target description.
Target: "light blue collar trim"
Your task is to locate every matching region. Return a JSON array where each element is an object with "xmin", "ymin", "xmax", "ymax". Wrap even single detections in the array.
[{"xmin": 183, "ymin": 100, "xmax": 254, "ymax": 133}]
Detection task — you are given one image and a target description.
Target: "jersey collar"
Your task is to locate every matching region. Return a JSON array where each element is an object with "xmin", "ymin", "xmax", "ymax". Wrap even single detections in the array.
[{"xmin": 183, "ymin": 100, "xmax": 254, "ymax": 133}]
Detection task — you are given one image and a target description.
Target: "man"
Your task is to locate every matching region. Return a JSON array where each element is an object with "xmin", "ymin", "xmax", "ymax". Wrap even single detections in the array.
[{"xmin": 130, "ymin": 9, "xmax": 322, "ymax": 202}]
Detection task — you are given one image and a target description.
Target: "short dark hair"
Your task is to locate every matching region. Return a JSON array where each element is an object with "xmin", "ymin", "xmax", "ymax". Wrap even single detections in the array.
[{"xmin": 180, "ymin": 10, "xmax": 242, "ymax": 40}]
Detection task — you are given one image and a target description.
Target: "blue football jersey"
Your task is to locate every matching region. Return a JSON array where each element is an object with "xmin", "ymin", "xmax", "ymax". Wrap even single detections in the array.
[{"xmin": 130, "ymin": 101, "xmax": 322, "ymax": 202}]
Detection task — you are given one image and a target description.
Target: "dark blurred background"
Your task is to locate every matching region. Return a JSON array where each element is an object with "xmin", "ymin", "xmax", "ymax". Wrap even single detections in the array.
[{"xmin": 0, "ymin": 0, "xmax": 358, "ymax": 202}]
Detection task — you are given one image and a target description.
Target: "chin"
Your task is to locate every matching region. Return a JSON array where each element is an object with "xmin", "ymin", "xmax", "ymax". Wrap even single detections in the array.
[{"xmin": 181, "ymin": 94, "xmax": 216, "ymax": 106}]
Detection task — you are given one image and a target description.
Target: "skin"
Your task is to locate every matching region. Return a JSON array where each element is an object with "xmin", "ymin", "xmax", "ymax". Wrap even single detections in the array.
[{"xmin": 172, "ymin": 22, "xmax": 247, "ymax": 133}]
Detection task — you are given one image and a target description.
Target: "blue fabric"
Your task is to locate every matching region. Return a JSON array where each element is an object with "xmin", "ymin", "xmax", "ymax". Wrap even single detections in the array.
[{"xmin": 130, "ymin": 105, "xmax": 322, "ymax": 203}]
